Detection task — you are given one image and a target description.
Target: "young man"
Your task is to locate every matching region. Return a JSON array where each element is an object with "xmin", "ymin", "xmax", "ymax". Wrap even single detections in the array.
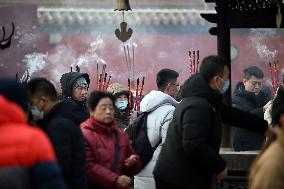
[
  {"xmin": 232, "ymin": 66, "xmax": 272, "ymax": 151},
  {"xmin": 153, "ymin": 56, "xmax": 270, "ymax": 189},
  {"xmin": 27, "ymin": 78, "xmax": 87, "ymax": 189},
  {"xmin": 134, "ymin": 68, "xmax": 179, "ymax": 189}
]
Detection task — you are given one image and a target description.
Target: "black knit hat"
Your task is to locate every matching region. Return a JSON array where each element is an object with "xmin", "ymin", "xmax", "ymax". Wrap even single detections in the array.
[{"xmin": 0, "ymin": 78, "xmax": 29, "ymax": 112}]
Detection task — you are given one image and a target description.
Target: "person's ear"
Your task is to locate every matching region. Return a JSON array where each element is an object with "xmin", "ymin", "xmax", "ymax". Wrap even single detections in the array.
[{"xmin": 243, "ymin": 78, "xmax": 247, "ymax": 85}]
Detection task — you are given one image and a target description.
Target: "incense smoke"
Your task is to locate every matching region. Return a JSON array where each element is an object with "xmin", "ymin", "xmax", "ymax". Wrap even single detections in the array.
[{"xmin": 250, "ymin": 29, "xmax": 278, "ymax": 62}]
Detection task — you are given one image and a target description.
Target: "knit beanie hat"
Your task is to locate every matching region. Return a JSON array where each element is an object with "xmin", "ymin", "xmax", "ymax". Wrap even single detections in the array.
[
  {"xmin": 73, "ymin": 76, "xmax": 88, "ymax": 90},
  {"xmin": 0, "ymin": 78, "xmax": 29, "ymax": 112},
  {"xmin": 107, "ymin": 83, "xmax": 128, "ymax": 97}
]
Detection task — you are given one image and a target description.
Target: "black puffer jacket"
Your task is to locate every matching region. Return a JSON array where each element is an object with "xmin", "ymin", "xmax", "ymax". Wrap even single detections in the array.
[
  {"xmin": 153, "ymin": 74, "xmax": 268, "ymax": 189},
  {"xmin": 37, "ymin": 100, "xmax": 88, "ymax": 189},
  {"xmin": 60, "ymin": 72, "xmax": 90, "ymax": 120},
  {"xmin": 232, "ymin": 82, "xmax": 271, "ymax": 151}
]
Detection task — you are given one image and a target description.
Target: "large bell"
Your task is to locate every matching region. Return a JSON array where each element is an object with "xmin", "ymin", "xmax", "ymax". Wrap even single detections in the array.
[{"xmin": 115, "ymin": 0, "xmax": 132, "ymax": 11}]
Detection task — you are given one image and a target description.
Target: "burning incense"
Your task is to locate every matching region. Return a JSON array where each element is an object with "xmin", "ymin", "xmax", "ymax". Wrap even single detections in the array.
[
  {"xmin": 193, "ymin": 51, "xmax": 196, "ymax": 74},
  {"xmin": 124, "ymin": 45, "xmax": 131, "ymax": 79},
  {"xmin": 102, "ymin": 73, "xmax": 107, "ymax": 91},
  {"xmin": 76, "ymin": 65, "xmax": 80, "ymax": 72},
  {"xmin": 134, "ymin": 78, "xmax": 140, "ymax": 111},
  {"xmin": 98, "ymin": 73, "xmax": 103, "ymax": 91},
  {"xmin": 138, "ymin": 77, "xmax": 145, "ymax": 111},
  {"xmin": 132, "ymin": 45, "xmax": 135, "ymax": 82},
  {"xmin": 96, "ymin": 63, "xmax": 99, "ymax": 90},
  {"xmin": 189, "ymin": 51, "xmax": 192, "ymax": 74},
  {"xmin": 269, "ymin": 62, "xmax": 276, "ymax": 92},
  {"xmin": 128, "ymin": 78, "xmax": 132, "ymax": 115},
  {"xmin": 106, "ymin": 76, "xmax": 111, "ymax": 90},
  {"xmin": 197, "ymin": 50, "xmax": 200, "ymax": 73}
]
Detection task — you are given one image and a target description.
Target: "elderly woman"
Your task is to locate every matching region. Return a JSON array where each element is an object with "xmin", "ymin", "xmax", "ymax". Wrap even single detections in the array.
[{"xmin": 80, "ymin": 91, "xmax": 141, "ymax": 189}]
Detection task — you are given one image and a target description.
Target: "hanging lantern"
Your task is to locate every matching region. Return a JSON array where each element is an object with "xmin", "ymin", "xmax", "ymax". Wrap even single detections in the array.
[{"xmin": 114, "ymin": 0, "xmax": 133, "ymax": 42}]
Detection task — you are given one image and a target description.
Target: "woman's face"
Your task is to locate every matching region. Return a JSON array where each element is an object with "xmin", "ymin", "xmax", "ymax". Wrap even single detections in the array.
[{"xmin": 90, "ymin": 97, "xmax": 115, "ymax": 125}]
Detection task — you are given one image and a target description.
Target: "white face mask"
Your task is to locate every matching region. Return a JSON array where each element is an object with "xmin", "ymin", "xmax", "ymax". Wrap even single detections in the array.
[
  {"xmin": 30, "ymin": 106, "xmax": 44, "ymax": 121},
  {"xmin": 115, "ymin": 100, "xmax": 128, "ymax": 110}
]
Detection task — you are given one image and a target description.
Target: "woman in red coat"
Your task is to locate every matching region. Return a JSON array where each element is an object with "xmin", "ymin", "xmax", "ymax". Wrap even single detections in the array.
[{"xmin": 81, "ymin": 91, "xmax": 141, "ymax": 189}]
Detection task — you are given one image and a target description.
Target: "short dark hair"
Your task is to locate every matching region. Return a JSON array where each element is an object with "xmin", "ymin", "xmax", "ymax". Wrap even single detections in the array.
[
  {"xmin": 199, "ymin": 55, "xmax": 227, "ymax": 82},
  {"xmin": 87, "ymin": 91, "xmax": 116, "ymax": 111},
  {"xmin": 244, "ymin": 66, "xmax": 264, "ymax": 79},
  {"xmin": 26, "ymin": 78, "xmax": 57, "ymax": 101},
  {"xmin": 271, "ymin": 86, "xmax": 284, "ymax": 126},
  {"xmin": 156, "ymin": 69, "xmax": 179, "ymax": 91}
]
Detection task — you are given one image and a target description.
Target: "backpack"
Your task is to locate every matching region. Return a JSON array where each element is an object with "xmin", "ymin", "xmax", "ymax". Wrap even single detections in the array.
[{"xmin": 125, "ymin": 112, "xmax": 162, "ymax": 168}]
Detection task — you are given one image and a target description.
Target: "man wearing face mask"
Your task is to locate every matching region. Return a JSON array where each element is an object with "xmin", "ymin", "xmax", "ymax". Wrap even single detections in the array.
[
  {"xmin": 26, "ymin": 78, "xmax": 87, "ymax": 189},
  {"xmin": 153, "ymin": 56, "xmax": 270, "ymax": 189},
  {"xmin": 107, "ymin": 83, "xmax": 131, "ymax": 130}
]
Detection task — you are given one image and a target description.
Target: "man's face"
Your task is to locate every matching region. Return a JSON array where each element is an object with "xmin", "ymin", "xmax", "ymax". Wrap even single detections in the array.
[
  {"xmin": 212, "ymin": 65, "xmax": 230, "ymax": 92},
  {"xmin": 90, "ymin": 97, "xmax": 115, "ymax": 125},
  {"xmin": 243, "ymin": 76, "xmax": 263, "ymax": 95},
  {"xmin": 73, "ymin": 85, "xmax": 88, "ymax": 102},
  {"xmin": 165, "ymin": 79, "xmax": 180, "ymax": 98}
]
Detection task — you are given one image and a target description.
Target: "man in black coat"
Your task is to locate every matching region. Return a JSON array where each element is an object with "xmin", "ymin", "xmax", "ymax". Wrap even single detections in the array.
[
  {"xmin": 153, "ymin": 56, "xmax": 269, "ymax": 189},
  {"xmin": 232, "ymin": 66, "xmax": 272, "ymax": 151},
  {"xmin": 27, "ymin": 78, "xmax": 88, "ymax": 189}
]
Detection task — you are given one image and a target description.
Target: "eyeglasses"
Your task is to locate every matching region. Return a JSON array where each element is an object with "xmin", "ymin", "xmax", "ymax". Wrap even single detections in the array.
[
  {"xmin": 168, "ymin": 83, "xmax": 180, "ymax": 87},
  {"xmin": 248, "ymin": 81, "xmax": 263, "ymax": 87}
]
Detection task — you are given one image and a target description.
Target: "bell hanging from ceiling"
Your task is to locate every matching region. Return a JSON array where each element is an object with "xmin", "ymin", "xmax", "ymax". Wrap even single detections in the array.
[{"xmin": 115, "ymin": 0, "xmax": 132, "ymax": 11}]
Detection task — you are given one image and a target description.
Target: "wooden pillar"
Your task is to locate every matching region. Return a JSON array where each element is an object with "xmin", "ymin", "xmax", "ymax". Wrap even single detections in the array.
[{"xmin": 217, "ymin": 7, "xmax": 232, "ymax": 148}]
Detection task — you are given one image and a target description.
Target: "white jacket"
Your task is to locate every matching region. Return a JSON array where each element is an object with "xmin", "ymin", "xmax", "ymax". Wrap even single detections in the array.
[{"xmin": 134, "ymin": 90, "xmax": 178, "ymax": 189}]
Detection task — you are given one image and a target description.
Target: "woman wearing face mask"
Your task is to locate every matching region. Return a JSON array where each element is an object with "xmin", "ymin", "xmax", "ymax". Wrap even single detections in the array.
[{"xmin": 107, "ymin": 83, "xmax": 132, "ymax": 130}]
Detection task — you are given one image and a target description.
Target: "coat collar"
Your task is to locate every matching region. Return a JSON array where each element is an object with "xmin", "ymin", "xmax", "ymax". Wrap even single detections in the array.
[{"xmin": 84, "ymin": 118, "xmax": 117, "ymax": 135}]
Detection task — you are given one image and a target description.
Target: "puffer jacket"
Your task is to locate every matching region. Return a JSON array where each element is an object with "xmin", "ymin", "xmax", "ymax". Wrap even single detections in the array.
[
  {"xmin": 81, "ymin": 118, "xmax": 142, "ymax": 189},
  {"xmin": 232, "ymin": 82, "xmax": 271, "ymax": 151},
  {"xmin": 37, "ymin": 99, "xmax": 88, "ymax": 189},
  {"xmin": 134, "ymin": 90, "xmax": 178, "ymax": 189},
  {"xmin": 0, "ymin": 96, "xmax": 67, "ymax": 189},
  {"xmin": 153, "ymin": 74, "xmax": 268, "ymax": 189}
]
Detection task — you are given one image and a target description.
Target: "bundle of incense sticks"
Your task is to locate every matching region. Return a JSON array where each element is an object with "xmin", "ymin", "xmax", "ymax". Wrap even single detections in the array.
[
  {"xmin": 16, "ymin": 71, "xmax": 30, "ymax": 84},
  {"xmin": 269, "ymin": 60, "xmax": 281, "ymax": 94},
  {"xmin": 124, "ymin": 44, "xmax": 135, "ymax": 85},
  {"xmin": 188, "ymin": 50, "xmax": 200, "ymax": 76},
  {"xmin": 128, "ymin": 78, "xmax": 132, "ymax": 115},
  {"xmin": 76, "ymin": 65, "xmax": 80, "ymax": 72},
  {"xmin": 134, "ymin": 78, "xmax": 140, "ymax": 111},
  {"xmin": 137, "ymin": 77, "xmax": 145, "ymax": 111},
  {"xmin": 98, "ymin": 73, "xmax": 103, "ymax": 91}
]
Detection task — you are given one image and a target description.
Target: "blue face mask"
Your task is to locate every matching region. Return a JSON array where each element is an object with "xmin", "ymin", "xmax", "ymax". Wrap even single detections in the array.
[
  {"xmin": 219, "ymin": 78, "xmax": 230, "ymax": 94},
  {"xmin": 115, "ymin": 100, "xmax": 128, "ymax": 110}
]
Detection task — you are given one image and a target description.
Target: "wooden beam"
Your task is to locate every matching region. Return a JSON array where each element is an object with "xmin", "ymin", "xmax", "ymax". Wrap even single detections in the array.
[{"xmin": 200, "ymin": 13, "xmax": 218, "ymax": 23}]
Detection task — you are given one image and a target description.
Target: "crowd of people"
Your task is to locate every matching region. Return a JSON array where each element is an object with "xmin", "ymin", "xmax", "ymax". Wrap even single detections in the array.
[{"xmin": 0, "ymin": 55, "xmax": 282, "ymax": 189}]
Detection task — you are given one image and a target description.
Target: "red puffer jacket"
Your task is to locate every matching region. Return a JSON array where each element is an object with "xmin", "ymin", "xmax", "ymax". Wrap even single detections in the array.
[{"xmin": 81, "ymin": 118, "xmax": 141, "ymax": 189}]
